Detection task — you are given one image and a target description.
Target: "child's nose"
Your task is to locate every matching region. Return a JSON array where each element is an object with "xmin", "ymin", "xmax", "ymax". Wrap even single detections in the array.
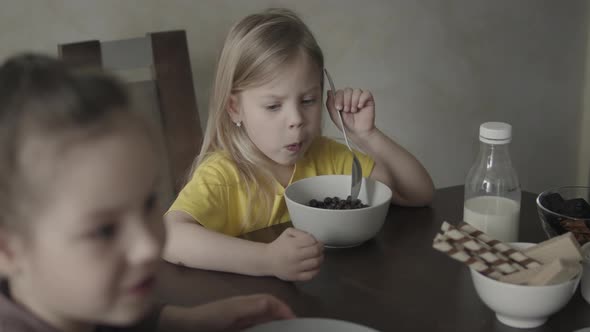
[{"xmin": 288, "ymin": 107, "xmax": 304, "ymax": 129}]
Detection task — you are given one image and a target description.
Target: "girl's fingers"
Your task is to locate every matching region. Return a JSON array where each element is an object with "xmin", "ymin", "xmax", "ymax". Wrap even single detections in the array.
[
  {"xmin": 342, "ymin": 88, "xmax": 353, "ymax": 112},
  {"xmin": 293, "ymin": 232, "xmax": 320, "ymax": 248},
  {"xmin": 350, "ymin": 88, "xmax": 363, "ymax": 112},
  {"xmin": 334, "ymin": 89, "xmax": 344, "ymax": 111},
  {"xmin": 296, "ymin": 241, "xmax": 323, "ymax": 258},
  {"xmin": 224, "ymin": 295, "xmax": 296, "ymax": 330},
  {"xmin": 299, "ymin": 254, "xmax": 324, "ymax": 271},
  {"xmin": 330, "ymin": 88, "xmax": 374, "ymax": 110},
  {"xmin": 357, "ymin": 90, "xmax": 374, "ymax": 109},
  {"xmin": 296, "ymin": 269, "xmax": 321, "ymax": 281}
]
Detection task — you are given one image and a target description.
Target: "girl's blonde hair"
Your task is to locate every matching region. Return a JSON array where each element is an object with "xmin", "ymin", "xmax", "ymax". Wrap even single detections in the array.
[{"xmin": 195, "ymin": 8, "xmax": 324, "ymax": 231}]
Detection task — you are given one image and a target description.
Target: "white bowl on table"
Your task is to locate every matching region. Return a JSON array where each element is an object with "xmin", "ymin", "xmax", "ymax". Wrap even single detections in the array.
[
  {"xmin": 284, "ymin": 175, "xmax": 392, "ymax": 248},
  {"xmin": 470, "ymin": 243, "xmax": 581, "ymax": 329},
  {"xmin": 242, "ymin": 318, "xmax": 379, "ymax": 332}
]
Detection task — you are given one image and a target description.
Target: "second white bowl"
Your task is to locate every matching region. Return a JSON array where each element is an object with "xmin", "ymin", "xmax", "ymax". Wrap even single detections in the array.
[{"xmin": 471, "ymin": 243, "xmax": 581, "ymax": 328}]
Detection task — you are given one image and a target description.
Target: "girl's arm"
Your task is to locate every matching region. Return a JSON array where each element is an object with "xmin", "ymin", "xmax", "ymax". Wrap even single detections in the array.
[
  {"xmin": 326, "ymin": 88, "xmax": 434, "ymax": 206},
  {"xmin": 162, "ymin": 210, "xmax": 323, "ymax": 281},
  {"xmin": 354, "ymin": 129, "xmax": 434, "ymax": 207}
]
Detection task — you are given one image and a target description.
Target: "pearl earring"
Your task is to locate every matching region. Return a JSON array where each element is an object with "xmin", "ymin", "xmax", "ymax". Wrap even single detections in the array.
[{"xmin": 236, "ymin": 121, "xmax": 242, "ymax": 127}]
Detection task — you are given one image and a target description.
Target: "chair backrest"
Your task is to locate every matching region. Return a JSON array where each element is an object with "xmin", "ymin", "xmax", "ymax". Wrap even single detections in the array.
[{"xmin": 58, "ymin": 30, "xmax": 203, "ymax": 199}]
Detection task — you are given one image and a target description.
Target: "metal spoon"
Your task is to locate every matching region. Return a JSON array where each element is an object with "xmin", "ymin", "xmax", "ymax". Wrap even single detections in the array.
[{"xmin": 324, "ymin": 68, "xmax": 362, "ymax": 200}]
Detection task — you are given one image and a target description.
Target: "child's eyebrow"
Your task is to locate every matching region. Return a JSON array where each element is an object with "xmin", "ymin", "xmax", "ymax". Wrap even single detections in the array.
[
  {"xmin": 260, "ymin": 85, "xmax": 321, "ymax": 99},
  {"xmin": 260, "ymin": 93, "xmax": 287, "ymax": 100},
  {"xmin": 303, "ymin": 85, "xmax": 321, "ymax": 94},
  {"xmin": 87, "ymin": 208, "xmax": 125, "ymax": 222}
]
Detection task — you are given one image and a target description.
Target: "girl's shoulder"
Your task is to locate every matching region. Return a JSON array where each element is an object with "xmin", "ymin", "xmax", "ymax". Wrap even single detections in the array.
[
  {"xmin": 191, "ymin": 151, "xmax": 241, "ymax": 186},
  {"xmin": 198, "ymin": 151, "xmax": 235, "ymax": 167}
]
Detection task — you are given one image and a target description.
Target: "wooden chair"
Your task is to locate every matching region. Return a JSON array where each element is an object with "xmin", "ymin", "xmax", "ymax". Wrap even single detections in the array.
[{"xmin": 58, "ymin": 30, "xmax": 203, "ymax": 200}]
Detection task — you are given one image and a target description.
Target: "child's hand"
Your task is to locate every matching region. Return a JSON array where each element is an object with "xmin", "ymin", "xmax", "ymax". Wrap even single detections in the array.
[
  {"xmin": 266, "ymin": 227, "xmax": 324, "ymax": 281},
  {"xmin": 326, "ymin": 88, "xmax": 376, "ymax": 140},
  {"xmin": 159, "ymin": 294, "xmax": 295, "ymax": 332},
  {"xmin": 202, "ymin": 294, "xmax": 295, "ymax": 331}
]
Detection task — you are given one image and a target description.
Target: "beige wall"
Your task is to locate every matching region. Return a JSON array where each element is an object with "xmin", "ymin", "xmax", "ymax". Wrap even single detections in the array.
[
  {"xmin": 580, "ymin": 2, "xmax": 590, "ymax": 187},
  {"xmin": 581, "ymin": 103, "xmax": 590, "ymax": 186},
  {"xmin": 1, "ymin": 0, "xmax": 588, "ymax": 193}
]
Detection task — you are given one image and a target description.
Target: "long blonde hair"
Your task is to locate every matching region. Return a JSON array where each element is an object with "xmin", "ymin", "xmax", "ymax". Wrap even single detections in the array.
[{"xmin": 195, "ymin": 8, "xmax": 324, "ymax": 230}]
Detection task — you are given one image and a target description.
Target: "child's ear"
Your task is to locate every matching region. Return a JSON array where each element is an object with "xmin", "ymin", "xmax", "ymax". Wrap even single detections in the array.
[
  {"xmin": 0, "ymin": 229, "xmax": 23, "ymax": 277},
  {"xmin": 227, "ymin": 94, "xmax": 241, "ymax": 124}
]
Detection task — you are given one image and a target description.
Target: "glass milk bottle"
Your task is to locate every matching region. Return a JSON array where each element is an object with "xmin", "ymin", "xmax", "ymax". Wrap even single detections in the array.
[{"xmin": 463, "ymin": 122, "xmax": 521, "ymax": 242}]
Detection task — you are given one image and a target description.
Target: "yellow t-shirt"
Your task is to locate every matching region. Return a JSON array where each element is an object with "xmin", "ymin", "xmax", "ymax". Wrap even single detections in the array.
[{"xmin": 168, "ymin": 136, "xmax": 375, "ymax": 236}]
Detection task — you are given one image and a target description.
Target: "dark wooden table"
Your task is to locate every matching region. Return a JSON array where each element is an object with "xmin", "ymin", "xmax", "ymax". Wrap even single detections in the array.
[{"xmin": 157, "ymin": 186, "xmax": 590, "ymax": 332}]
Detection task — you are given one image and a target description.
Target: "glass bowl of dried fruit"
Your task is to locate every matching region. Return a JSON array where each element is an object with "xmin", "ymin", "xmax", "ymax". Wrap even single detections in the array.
[
  {"xmin": 284, "ymin": 175, "xmax": 392, "ymax": 248},
  {"xmin": 536, "ymin": 186, "xmax": 590, "ymax": 245}
]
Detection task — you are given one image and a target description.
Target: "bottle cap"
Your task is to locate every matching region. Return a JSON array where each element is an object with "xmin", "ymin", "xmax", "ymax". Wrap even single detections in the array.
[{"xmin": 479, "ymin": 122, "xmax": 512, "ymax": 144}]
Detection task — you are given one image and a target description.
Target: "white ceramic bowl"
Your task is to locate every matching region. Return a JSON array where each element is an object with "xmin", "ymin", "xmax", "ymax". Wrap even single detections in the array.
[
  {"xmin": 470, "ymin": 243, "xmax": 581, "ymax": 328},
  {"xmin": 242, "ymin": 318, "xmax": 379, "ymax": 332},
  {"xmin": 580, "ymin": 242, "xmax": 590, "ymax": 304},
  {"xmin": 284, "ymin": 175, "xmax": 392, "ymax": 248}
]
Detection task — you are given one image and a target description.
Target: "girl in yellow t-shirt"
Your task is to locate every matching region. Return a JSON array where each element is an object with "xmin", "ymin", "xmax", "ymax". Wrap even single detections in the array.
[{"xmin": 164, "ymin": 8, "xmax": 434, "ymax": 281}]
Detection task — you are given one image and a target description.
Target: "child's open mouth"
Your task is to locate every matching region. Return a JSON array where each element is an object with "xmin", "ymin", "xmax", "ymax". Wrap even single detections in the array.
[
  {"xmin": 129, "ymin": 275, "xmax": 156, "ymax": 296},
  {"xmin": 285, "ymin": 142, "xmax": 302, "ymax": 152}
]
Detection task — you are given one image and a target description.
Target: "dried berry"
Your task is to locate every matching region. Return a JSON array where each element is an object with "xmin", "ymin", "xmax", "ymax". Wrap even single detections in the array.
[
  {"xmin": 540, "ymin": 193, "xmax": 590, "ymax": 244},
  {"xmin": 307, "ymin": 196, "xmax": 369, "ymax": 210},
  {"xmin": 563, "ymin": 198, "xmax": 590, "ymax": 219}
]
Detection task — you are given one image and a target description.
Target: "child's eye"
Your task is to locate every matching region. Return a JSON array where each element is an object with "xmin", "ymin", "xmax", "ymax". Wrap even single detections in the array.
[
  {"xmin": 265, "ymin": 104, "xmax": 281, "ymax": 112},
  {"xmin": 302, "ymin": 98, "xmax": 316, "ymax": 106},
  {"xmin": 90, "ymin": 223, "xmax": 118, "ymax": 240},
  {"xmin": 144, "ymin": 193, "xmax": 157, "ymax": 215}
]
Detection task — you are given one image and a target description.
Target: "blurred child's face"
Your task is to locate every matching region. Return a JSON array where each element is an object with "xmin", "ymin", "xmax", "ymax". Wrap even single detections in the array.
[
  {"xmin": 9, "ymin": 118, "xmax": 165, "ymax": 329},
  {"xmin": 235, "ymin": 52, "xmax": 322, "ymax": 167}
]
